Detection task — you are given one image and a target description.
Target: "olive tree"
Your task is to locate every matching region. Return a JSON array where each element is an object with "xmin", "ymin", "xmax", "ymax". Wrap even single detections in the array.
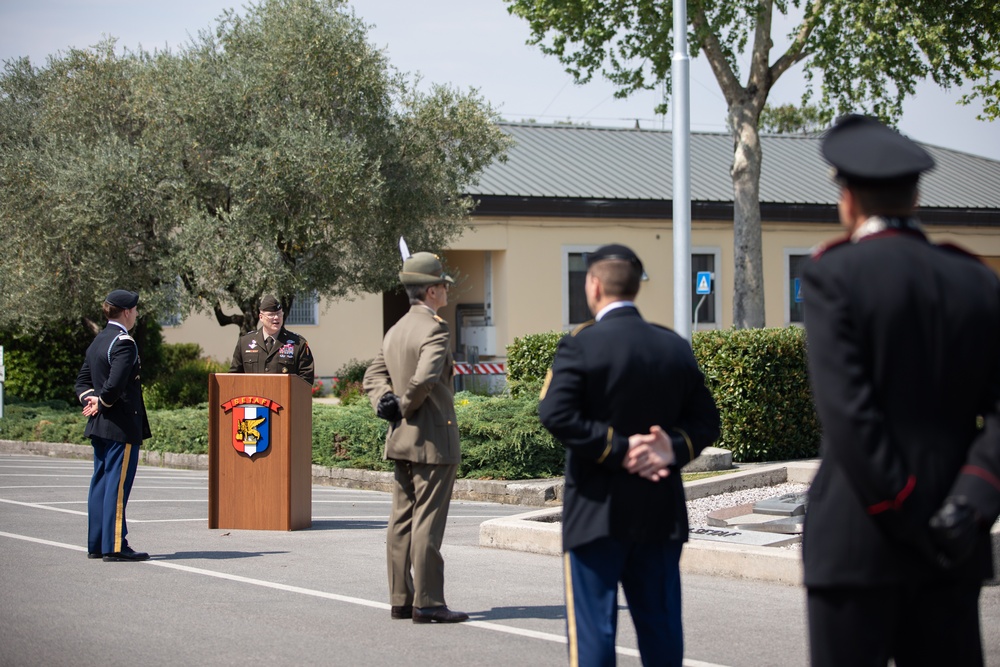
[
  {"xmin": 504, "ymin": 0, "xmax": 999, "ymax": 327},
  {"xmin": 146, "ymin": 0, "xmax": 510, "ymax": 332}
]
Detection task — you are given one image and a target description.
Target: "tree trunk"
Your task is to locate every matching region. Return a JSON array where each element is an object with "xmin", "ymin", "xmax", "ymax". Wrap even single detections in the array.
[{"xmin": 730, "ymin": 105, "xmax": 766, "ymax": 329}]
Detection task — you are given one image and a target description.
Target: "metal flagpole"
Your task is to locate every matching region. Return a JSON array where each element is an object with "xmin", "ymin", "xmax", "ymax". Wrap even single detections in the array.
[{"xmin": 672, "ymin": 0, "xmax": 692, "ymax": 340}]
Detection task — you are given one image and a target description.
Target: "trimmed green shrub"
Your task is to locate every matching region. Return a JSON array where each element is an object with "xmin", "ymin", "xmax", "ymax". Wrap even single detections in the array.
[
  {"xmin": 143, "ymin": 344, "xmax": 229, "ymax": 410},
  {"xmin": 312, "ymin": 401, "xmax": 391, "ymax": 470},
  {"xmin": 332, "ymin": 358, "xmax": 372, "ymax": 403},
  {"xmin": 0, "ymin": 401, "xmax": 90, "ymax": 445},
  {"xmin": 147, "ymin": 406, "xmax": 212, "ymax": 453},
  {"xmin": 455, "ymin": 392, "xmax": 563, "ymax": 479},
  {"xmin": 2, "ymin": 322, "xmax": 93, "ymax": 403},
  {"xmin": 691, "ymin": 327, "xmax": 820, "ymax": 462},
  {"xmin": 506, "ymin": 331, "xmax": 566, "ymax": 397}
]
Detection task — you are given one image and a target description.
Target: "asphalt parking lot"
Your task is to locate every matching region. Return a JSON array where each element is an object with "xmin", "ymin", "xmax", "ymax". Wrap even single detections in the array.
[{"xmin": 1, "ymin": 453, "xmax": 997, "ymax": 666}]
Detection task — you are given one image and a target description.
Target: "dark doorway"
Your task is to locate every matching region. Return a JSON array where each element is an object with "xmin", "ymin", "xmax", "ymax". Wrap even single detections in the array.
[{"xmin": 382, "ymin": 288, "xmax": 410, "ymax": 335}]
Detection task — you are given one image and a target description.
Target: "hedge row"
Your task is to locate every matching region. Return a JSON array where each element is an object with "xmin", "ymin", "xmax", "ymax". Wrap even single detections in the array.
[
  {"xmin": 506, "ymin": 326, "xmax": 820, "ymax": 463},
  {"xmin": 1, "ymin": 326, "xmax": 820, "ymax": 474},
  {"xmin": 0, "ymin": 391, "xmax": 562, "ymax": 480}
]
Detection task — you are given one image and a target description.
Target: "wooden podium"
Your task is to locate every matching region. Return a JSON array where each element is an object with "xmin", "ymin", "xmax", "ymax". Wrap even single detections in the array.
[{"xmin": 208, "ymin": 373, "xmax": 312, "ymax": 530}]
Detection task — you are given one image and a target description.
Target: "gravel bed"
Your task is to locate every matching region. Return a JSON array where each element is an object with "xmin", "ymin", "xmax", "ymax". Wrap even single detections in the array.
[{"xmin": 686, "ymin": 481, "xmax": 809, "ymax": 550}]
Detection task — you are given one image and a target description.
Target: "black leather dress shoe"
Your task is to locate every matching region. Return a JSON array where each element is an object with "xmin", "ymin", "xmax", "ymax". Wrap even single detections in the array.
[
  {"xmin": 390, "ymin": 605, "xmax": 413, "ymax": 620},
  {"xmin": 412, "ymin": 606, "xmax": 469, "ymax": 624},
  {"xmin": 87, "ymin": 552, "xmax": 102, "ymax": 559},
  {"xmin": 102, "ymin": 546, "xmax": 149, "ymax": 562}
]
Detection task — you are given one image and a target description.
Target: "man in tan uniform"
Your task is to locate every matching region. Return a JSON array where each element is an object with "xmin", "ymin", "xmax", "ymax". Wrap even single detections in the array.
[{"xmin": 363, "ymin": 252, "xmax": 468, "ymax": 624}]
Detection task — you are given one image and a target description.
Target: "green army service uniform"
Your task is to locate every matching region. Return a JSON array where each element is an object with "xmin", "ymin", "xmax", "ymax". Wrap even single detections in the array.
[{"xmin": 229, "ymin": 327, "xmax": 315, "ymax": 385}]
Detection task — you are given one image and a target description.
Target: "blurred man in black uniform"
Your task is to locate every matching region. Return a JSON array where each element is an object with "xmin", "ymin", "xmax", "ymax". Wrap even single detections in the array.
[
  {"xmin": 229, "ymin": 294, "xmax": 315, "ymax": 385},
  {"xmin": 75, "ymin": 289, "xmax": 152, "ymax": 561},
  {"xmin": 538, "ymin": 244, "xmax": 720, "ymax": 666},
  {"xmin": 803, "ymin": 115, "xmax": 1000, "ymax": 666}
]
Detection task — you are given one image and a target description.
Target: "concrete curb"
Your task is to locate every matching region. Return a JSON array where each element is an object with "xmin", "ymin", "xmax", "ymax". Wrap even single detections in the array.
[{"xmin": 479, "ymin": 462, "xmax": 817, "ymax": 585}]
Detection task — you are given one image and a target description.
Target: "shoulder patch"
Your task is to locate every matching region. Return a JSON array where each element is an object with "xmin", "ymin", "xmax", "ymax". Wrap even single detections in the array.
[
  {"xmin": 570, "ymin": 320, "xmax": 595, "ymax": 336},
  {"xmin": 811, "ymin": 236, "xmax": 850, "ymax": 260}
]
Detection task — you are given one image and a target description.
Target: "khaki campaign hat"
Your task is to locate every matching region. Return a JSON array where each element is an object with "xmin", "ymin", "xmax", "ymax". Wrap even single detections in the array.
[{"xmin": 399, "ymin": 252, "xmax": 455, "ymax": 286}]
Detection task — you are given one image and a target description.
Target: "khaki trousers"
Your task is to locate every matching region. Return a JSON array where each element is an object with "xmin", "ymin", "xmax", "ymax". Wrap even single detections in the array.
[{"xmin": 387, "ymin": 461, "xmax": 458, "ymax": 608}]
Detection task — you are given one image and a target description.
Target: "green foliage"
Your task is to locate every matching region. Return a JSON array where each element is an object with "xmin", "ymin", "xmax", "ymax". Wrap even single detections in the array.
[
  {"xmin": 0, "ymin": 0, "xmax": 511, "ymax": 337},
  {"xmin": 147, "ymin": 406, "xmax": 212, "ymax": 453},
  {"xmin": 506, "ymin": 330, "xmax": 566, "ymax": 397},
  {"xmin": 1, "ymin": 321, "xmax": 92, "ymax": 403},
  {"xmin": 332, "ymin": 358, "xmax": 372, "ymax": 403},
  {"xmin": 312, "ymin": 401, "xmax": 391, "ymax": 470},
  {"xmin": 691, "ymin": 327, "xmax": 820, "ymax": 463},
  {"xmin": 311, "ymin": 393, "xmax": 564, "ymax": 479},
  {"xmin": 760, "ymin": 103, "xmax": 827, "ymax": 134},
  {"xmin": 455, "ymin": 392, "xmax": 564, "ymax": 479},
  {"xmin": 143, "ymin": 349, "xmax": 229, "ymax": 411},
  {"xmin": 0, "ymin": 401, "xmax": 90, "ymax": 445}
]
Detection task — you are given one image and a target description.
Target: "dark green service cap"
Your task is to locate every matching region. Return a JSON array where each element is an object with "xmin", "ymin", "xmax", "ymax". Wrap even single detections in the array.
[
  {"xmin": 259, "ymin": 295, "xmax": 282, "ymax": 312},
  {"xmin": 399, "ymin": 252, "xmax": 454, "ymax": 286}
]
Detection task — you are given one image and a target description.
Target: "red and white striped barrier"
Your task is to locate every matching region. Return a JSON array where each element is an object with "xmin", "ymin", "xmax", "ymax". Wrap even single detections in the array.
[{"xmin": 453, "ymin": 362, "xmax": 506, "ymax": 376}]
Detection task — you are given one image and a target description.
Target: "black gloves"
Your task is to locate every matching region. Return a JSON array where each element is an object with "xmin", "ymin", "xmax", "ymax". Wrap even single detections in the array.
[
  {"xmin": 929, "ymin": 496, "xmax": 983, "ymax": 568},
  {"xmin": 376, "ymin": 392, "xmax": 402, "ymax": 422}
]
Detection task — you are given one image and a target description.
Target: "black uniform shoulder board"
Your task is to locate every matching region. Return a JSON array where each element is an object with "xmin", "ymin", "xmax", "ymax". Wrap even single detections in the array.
[
  {"xmin": 938, "ymin": 241, "xmax": 984, "ymax": 264},
  {"xmin": 811, "ymin": 236, "xmax": 850, "ymax": 260},
  {"xmin": 570, "ymin": 320, "xmax": 595, "ymax": 336}
]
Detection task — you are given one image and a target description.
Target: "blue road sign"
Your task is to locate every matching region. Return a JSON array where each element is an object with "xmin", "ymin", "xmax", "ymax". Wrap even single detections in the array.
[
  {"xmin": 696, "ymin": 271, "xmax": 712, "ymax": 295},
  {"xmin": 794, "ymin": 278, "xmax": 803, "ymax": 303}
]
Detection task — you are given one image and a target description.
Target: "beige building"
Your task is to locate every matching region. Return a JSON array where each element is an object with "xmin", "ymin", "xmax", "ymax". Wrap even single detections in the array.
[{"xmin": 163, "ymin": 124, "xmax": 1000, "ymax": 381}]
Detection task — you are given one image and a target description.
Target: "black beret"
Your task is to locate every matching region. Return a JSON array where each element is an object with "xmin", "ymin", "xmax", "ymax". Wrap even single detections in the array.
[
  {"xmin": 586, "ymin": 244, "xmax": 644, "ymax": 272},
  {"xmin": 105, "ymin": 290, "xmax": 138, "ymax": 309},
  {"xmin": 259, "ymin": 295, "xmax": 282, "ymax": 312},
  {"xmin": 822, "ymin": 114, "xmax": 934, "ymax": 185}
]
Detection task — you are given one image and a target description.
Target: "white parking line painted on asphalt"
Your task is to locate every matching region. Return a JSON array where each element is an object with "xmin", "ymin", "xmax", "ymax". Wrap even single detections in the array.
[{"xmin": 0, "ymin": 529, "xmax": 729, "ymax": 667}]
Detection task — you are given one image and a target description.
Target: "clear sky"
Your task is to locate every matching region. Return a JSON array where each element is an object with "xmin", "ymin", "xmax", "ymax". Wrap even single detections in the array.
[{"xmin": 2, "ymin": 0, "xmax": 998, "ymax": 160}]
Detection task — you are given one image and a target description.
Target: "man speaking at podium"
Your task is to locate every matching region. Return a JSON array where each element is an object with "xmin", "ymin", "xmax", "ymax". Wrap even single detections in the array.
[{"xmin": 229, "ymin": 294, "xmax": 315, "ymax": 385}]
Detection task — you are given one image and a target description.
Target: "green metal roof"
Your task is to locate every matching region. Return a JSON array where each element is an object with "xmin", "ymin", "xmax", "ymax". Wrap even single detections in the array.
[{"xmin": 468, "ymin": 123, "xmax": 1000, "ymax": 211}]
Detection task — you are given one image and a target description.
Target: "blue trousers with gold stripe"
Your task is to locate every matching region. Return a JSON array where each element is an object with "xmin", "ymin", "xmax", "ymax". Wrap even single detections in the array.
[
  {"xmin": 564, "ymin": 538, "xmax": 684, "ymax": 666},
  {"xmin": 88, "ymin": 437, "xmax": 139, "ymax": 555}
]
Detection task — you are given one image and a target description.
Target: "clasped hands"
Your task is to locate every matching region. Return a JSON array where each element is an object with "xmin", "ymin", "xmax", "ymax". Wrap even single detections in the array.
[
  {"xmin": 81, "ymin": 396, "xmax": 99, "ymax": 418},
  {"xmin": 624, "ymin": 425, "xmax": 675, "ymax": 482}
]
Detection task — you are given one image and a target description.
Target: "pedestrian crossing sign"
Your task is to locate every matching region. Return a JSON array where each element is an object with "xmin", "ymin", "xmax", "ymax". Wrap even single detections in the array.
[{"xmin": 696, "ymin": 271, "xmax": 712, "ymax": 295}]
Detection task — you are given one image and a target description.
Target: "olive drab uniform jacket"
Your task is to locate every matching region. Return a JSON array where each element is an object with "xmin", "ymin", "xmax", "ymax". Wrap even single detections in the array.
[
  {"xmin": 363, "ymin": 305, "xmax": 460, "ymax": 465},
  {"xmin": 229, "ymin": 326, "xmax": 315, "ymax": 386}
]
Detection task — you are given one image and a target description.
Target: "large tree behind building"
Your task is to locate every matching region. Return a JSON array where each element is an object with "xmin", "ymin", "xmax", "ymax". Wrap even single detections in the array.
[
  {"xmin": 504, "ymin": 0, "xmax": 999, "ymax": 328},
  {"xmin": 0, "ymin": 0, "xmax": 510, "ymax": 335}
]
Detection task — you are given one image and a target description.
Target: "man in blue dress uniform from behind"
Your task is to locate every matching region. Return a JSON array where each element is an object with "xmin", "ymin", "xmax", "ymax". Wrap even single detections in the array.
[
  {"xmin": 75, "ymin": 289, "xmax": 152, "ymax": 561},
  {"xmin": 538, "ymin": 244, "xmax": 720, "ymax": 666}
]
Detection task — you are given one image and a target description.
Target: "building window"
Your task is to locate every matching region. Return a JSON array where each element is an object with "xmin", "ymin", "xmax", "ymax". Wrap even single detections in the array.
[
  {"xmin": 159, "ymin": 312, "xmax": 183, "ymax": 327},
  {"xmin": 564, "ymin": 246, "xmax": 600, "ymax": 327},
  {"xmin": 786, "ymin": 251, "xmax": 810, "ymax": 324},
  {"xmin": 286, "ymin": 290, "xmax": 318, "ymax": 326},
  {"xmin": 692, "ymin": 249, "xmax": 720, "ymax": 329}
]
